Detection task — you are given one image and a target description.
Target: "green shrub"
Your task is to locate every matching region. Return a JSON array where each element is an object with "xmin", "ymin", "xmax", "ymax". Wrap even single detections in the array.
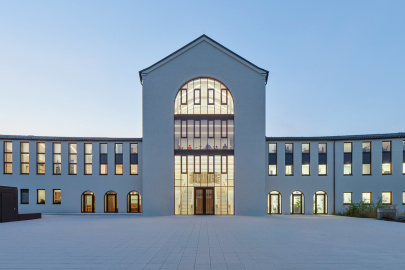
[{"xmin": 341, "ymin": 199, "xmax": 384, "ymax": 218}]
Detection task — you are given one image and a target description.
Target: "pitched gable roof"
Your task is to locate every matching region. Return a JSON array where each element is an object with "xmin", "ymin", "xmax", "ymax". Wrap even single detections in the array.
[{"xmin": 139, "ymin": 34, "xmax": 269, "ymax": 84}]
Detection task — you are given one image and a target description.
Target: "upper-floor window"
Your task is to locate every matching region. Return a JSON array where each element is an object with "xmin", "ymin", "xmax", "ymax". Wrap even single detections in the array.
[
  {"xmin": 20, "ymin": 142, "xmax": 29, "ymax": 174},
  {"xmin": 362, "ymin": 142, "xmax": 371, "ymax": 175},
  {"xmin": 301, "ymin": 143, "xmax": 310, "ymax": 176},
  {"xmin": 382, "ymin": 141, "xmax": 391, "ymax": 175},
  {"xmin": 343, "ymin": 142, "xmax": 352, "ymax": 175},
  {"xmin": 174, "ymin": 78, "xmax": 234, "ymax": 115},
  {"xmin": 84, "ymin": 143, "xmax": 92, "ymax": 175},
  {"xmin": 100, "ymin": 143, "xmax": 108, "ymax": 175},
  {"xmin": 115, "ymin": 143, "xmax": 123, "ymax": 175},
  {"xmin": 268, "ymin": 143, "xmax": 277, "ymax": 176},
  {"xmin": 4, "ymin": 141, "xmax": 12, "ymax": 174},
  {"xmin": 318, "ymin": 143, "xmax": 327, "ymax": 175},
  {"xmin": 69, "ymin": 143, "xmax": 77, "ymax": 175},
  {"xmin": 37, "ymin": 142, "xmax": 45, "ymax": 175},
  {"xmin": 53, "ymin": 143, "xmax": 61, "ymax": 175},
  {"xmin": 285, "ymin": 143, "xmax": 293, "ymax": 176},
  {"xmin": 130, "ymin": 143, "xmax": 138, "ymax": 175}
]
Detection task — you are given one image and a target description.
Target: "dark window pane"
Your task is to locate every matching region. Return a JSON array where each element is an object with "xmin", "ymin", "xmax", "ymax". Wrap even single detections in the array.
[
  {"xmin": 285, "ymin": 154, "xmax": 293, "ymax": 165},
  {"xmin": 130, "ymin": 154, "xmax": 138, "ymax": 164},
  {"xmin": 318, "ymin": 153, "xmax": 327, "ymax": 165},
  {"xmin": 100, "ymin": 154, "xmax": 108, "ymax": 164},
  {"xmin": 344, "ymin": 153, "xmax": 352, "ymax": 164},
  {"xmin": 382, "ymin": 152, "xmax": 391, "ymax": 163},
  {"xmin": 269, "ymin": 154, "xmax": 277, "ymax": 165},
  {"xmin": 115, "ymin": 154, "xmax": 123, "ymax": 164},
  {"xmin": 363, "ymin": 152, "xmax": 371, "ymax": 164}
]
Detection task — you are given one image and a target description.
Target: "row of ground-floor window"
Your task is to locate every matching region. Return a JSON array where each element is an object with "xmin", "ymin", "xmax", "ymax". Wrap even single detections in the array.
[
  {"xmin": 268, "ymin": 190, "xmax": 403, "ymax": 214},
  {"xmin": 19, "ymin": 189, "xmax": 141, "ymax": 213}
]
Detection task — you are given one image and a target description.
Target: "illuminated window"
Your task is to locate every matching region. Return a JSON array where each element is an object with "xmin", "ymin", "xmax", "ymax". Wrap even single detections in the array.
[
  {"xmin": 100, "ymin": 143, "xmax": 108, "ymax": 175},
  {"xmin": 37, "ymin": 189, "xmax": 45, "ymax": 204},
  {"xmin": 362, "ymin": 142, "xmax": 371, "ymax": 175},
  {"xmin": 291, "ymin": 191, "xmax": 304, "ymax": 214},
  {"xmin": 362, "ymin": 192, "xmax": 371, "ymax": 204},
  {"xmin": 343, "ymin": 192, "xmax": 352, "ymax": 205},
  {"xmin": 208, "ymin": 89, "xmax": 214, "ymax": 105},
  {"xmin": 221, "ymin": 156, "xmax": 227, "ymax": 174},
  {"xmin": 115, "ymin": 143, "xmax": 123, "ymax": 175},
  {"xmin": 343, "ymin": 142, "xmax": 352, "ymax": 175},
  {"xmin": 302, "ymin": 143, "xmax": 310, "ymax": 176},
  {"xmin": 318, "ymin": 143, "xmax": 327, "ymax": 175},
  {"xmin": 53, "ymin": 189, "xmax": 61, "ymax": 204},
  {"xmin": 194, "ymin": 89, "xmax": 201, "ymax": 105},
  {"xmin": 84, "ymin": 143, "xmax": 92, "ymax": 175},
  {"xmin": 21, "ymin": 189, "xmax": 29, "ymax": 204},
  {"xmin": 36, "ymin": 142, "xmax": 45, "ymax": 175},
  {"xmin": 314, "ymin": 191, "xmax": 327, "ymax": 214},
  {"xmin": 53, "ymin": 143, "xmax": 61, "ymax": 175},
  {"xmin": 195, "ymin": 155, "xmax": 201, "ymax": 174},
  {"xmin": 285, "ymin": 143, "xmax": 293, "ymax": 176},
  {"xmin": 4, "ymin": 141, "xmax": 12, "ymax": 174},
  {"xmin": 382, "ymin": 141, "xmax": 391, "ymax": 175},
  {"xmin": 268, "ymin": 143, "xmax": 277, "ymax": 176},
  {"xmin": 381, "ymin": 192, "xmax": 391, "ymax": 205},
  {"xmin": 128, "ymin": 191, "xmax": 141, "ymax": 213},
  {"xmin": 130, "ymin": 143, "xmax": 138, "ymax": 175},
  {"xmin": 81, "ymin": 191, "xmax": 95, "ymax": 213},
  {"xmin": 69, "ymin": 143, "xmax": 77, "ymax": 175},
  {"xmin": 20, "ymin": 142, "xmax": 29, "ymax": 174},
  {"xmin": 268, "ymin": 191, "xmax": 281, "ymax": 214}
]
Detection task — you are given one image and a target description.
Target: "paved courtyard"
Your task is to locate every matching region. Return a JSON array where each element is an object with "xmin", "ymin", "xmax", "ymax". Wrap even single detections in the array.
[{"xmin": 0, "ymin": 215, "xmax": 405, "ymax": 269}]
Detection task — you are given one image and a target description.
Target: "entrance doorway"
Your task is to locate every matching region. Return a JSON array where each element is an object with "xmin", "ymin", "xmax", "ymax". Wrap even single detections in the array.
[
  {"xmin": 194, "ymin": 188, "xmax": 214, "ymax": 215},
  {"xmin": 291, "ymin": 191, "xmax": 304, "ymax": 214},
  {"xmin": 105, "ymin": 191, "xmax": 118, "ymax": 213},
  {"xmin": 314, "ymin": 191, "xmax": 327, "ymax": 214},
  {"xmin": 82, "ymin": 191, "xmax": 95, "ymax": 213}
]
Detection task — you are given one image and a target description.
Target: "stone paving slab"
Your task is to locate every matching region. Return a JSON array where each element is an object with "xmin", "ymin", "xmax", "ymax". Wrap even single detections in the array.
[{"xmin": 1, "ymin": 215, "xmax": 405, "ymax": 269}]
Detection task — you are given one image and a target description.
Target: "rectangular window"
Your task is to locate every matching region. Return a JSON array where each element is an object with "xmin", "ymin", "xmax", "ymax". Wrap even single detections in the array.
[
  {"xmin": 208, "ymin": 120, "xmax": 214, "ymax": 138},
  {"xmin": 181, "ymin": 156, "xmax": 187, "ymax": 174},
  {"xmin": 53, "ymin": 143, "xmax": 61, "ymax": 175},
  {"xmin": 221, "ymin": 120, "xmax": 227, "ymax": 138},
  {"xmin": 221, "ymin": 89, "xmax": 227, "ymax": 105},
  {"xmin": 115, "ymin": 143, "xmax": 123, "ymax": 175},
  {"xmin": 301, "ymin": 143, "xmax": 310, "ymax": 176},
  {"xmin": 318, "ymin": 143, "xmax": 327, "ymax": 175},
  {"xmin": 268, "ymin": 143, "xmax": 277, "ymax": 176},
  {"xmin": 208, "ymin": 156, "xmax": 214, "ymax": 174},
  {"xmin": 130, "ymin": 143, "xmax": 138, "ymax": 175},
  {"xmin": 194, "ymin": 156, "xmax": 201, "ymax": 174},
  {"xmin": 221, "ymin": 156, "xmax": 227, "ymax": 174},
  {"xmin": 20, "ymin": 142, "xmax": 29, "ymax": 174},
  {"xmin": 362, "ymin": 142, "xmax": 371, "ymax": 175},
  {"xmin": 181, "ymin": 120, "xmax": 187, "ymax": 138},
  {"xmin": 285, "ymin": 143, "xmax": 293, "ymax": 176},
  {"xmin": 69, "ymin": 143, "xmax": 77, "ymax": 175},
  {"xmin": 343, "ymin": 192, "xmax": 352, "ymax": 205},
  {"xmin": 100, "ymin": 143, "xmax": 108, "ymax": 175},
  {"xmin": 208, "ymin": 89, "xmax": 214, "ymax": 105},
  {"xmin": 37, "ymin": 142, "xmax": 45, "ymax": 175},
  {"xmin": 21, "ymin": 189, "xmax": 29, "ymax": 204},
  {"xmin": 53, "ymin": 189, "xmax": 61, "ymax": 204},
  {"xmin": 181, "ymin": 89, "xmax": 187, "ymax": 105},
  {"xmin": 84, "ymin": 143, "xmax": 93, "ymax": 175},
  {"xmin": 4, "ymin": 141, "xmax": 12, "ymax": 174},
  {"xmin": 381, "ymin": 192, "xmax": 391, "ymax": 205},
  {"xmin": 362, "ymin": 192, "xmax": 371, "ymax": 204},
  {"xmin": 194, "ymin": 120, "xmax": 200, "ymax": 138},
  {"xmin": 343, "ymin": 142, "xmax": 352, "ymax": 175},
  {"xmin": 37, "ymin": 189, "xmax": 45, "ymax": 204},
  {"xmin": 194, "ymin": 89, "xmax": 201, "ymax": 105},
  {"xmin": 382, "ymin": 141, "xmax": 391, "ymax": 175}
]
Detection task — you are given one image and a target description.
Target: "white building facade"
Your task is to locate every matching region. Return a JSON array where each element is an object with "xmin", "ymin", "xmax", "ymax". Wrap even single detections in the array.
[{"xmin": 1, "ymin": 35, "xmax": 404, "ymax": 215}]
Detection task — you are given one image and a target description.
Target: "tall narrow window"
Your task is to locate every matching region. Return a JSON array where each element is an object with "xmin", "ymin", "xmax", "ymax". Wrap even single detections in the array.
[
  {"xmin": 181, "ymin": 89, "xmax": 187, "ymax": 105},
  {"xmin": 53, "ymin": 189, "xmax": 61, "ymax": 204},
  {"xmin": 181, "ymin": 120, "xmax": 187, "ymax": 138},
  {"xmin": 221, "ymin": 89, "xmax": 227, "ymax": 105},
  {"xmin": 115, "ymin": 143, "xmax": 123, "ymax": 175},
  {"xmin": 221, "ymin": 156, "xmax": 227, "ymax": 174},
  {"xmin": 208, "ymin": 120, "xmax": 214, "ymax": 138},
  {"xmin": 362, "ymin": 142, "xmax": 371, "ymax": 175},
  {"xmin": 37, "ymin": 189, "xmax": 45, "ymax": 204},
  {"xmin": 20, "ymin": 142, "xmax": 29, "ymax": 174},
  {"xmin": 37, "ymin": 142, "xmax": 45, "ymax": 174},
  {"xmin": 53, "ymin": 143, "xmax": 61, "ymax": 175},
  {"xmin": 194, "ymin": 156, "xmax": 201, "ymax": 174},
  {"xmin": 194, "ymin": 120, "xmax": 201, "ymax": 138},
  {"xmin": 301, "ymin": 143, "xmax": 310, "ymax": 176},
  {"xmin": 285, "ymin": 143, "xmax": 293, "ymax": 176},
  {"xmin": 362, "ymin": 192, "xmax": 371, "ymax": 204},
  {"xmin": 100, "ymin": 143, "xmax": 108, "ymax": 175},
  {"xmin": 382, "ymin": 141, "xmax": 391, "ymax": 175},
  {"xmin": 69, "ymin": 143, "xmax": 77, "ymax": 175},
  {"xmin": 84, "ymin": 143, "xmax": 92, "ymax": 175},
  {"xmin": 130, "ymin": 143, "xmax": 138, "ymax": 175},
  {"xmin": 21, "ymin": 189, "xmax": 29, "ymax": 204},
  {"xmin": 208, "ymin": 89, "xmax": 214, "ymax": 105},
  {"xmin": 4, "ymin": 141, "xmax": 12, "ymax": 174},
  {"xmin": 318, "ymin": 143, "xmax": 327, "ymax": 175},
  {"xmin": 343, "ymin": 142, "xmax": 352, "ymax": 175},
  {"xmin": 194, "ymin": 89, "xmax": 201, "ymax": 105},
  {"xmin": 343, "ymin": 192, "xmax": 352, "ymax": 205},
  {"xmin": 268, "ymin": 143, "xmax": 277, "ymax": 176},
  {"xmin": 181, "ymin": 156, "xmax": 187, "ymax": 174},
  {"xmin": 221, "ymin": 120, "xmax": 227, "ymax": 138},
  {"xmin": 208, "ymin": 156, "xmax": 214, "ymax": 174}
]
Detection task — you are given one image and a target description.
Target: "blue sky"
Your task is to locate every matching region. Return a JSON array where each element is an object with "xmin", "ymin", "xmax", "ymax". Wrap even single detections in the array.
[{"xmin": 0, "ymin": 1, "xmax": 404, "ymax": 138}]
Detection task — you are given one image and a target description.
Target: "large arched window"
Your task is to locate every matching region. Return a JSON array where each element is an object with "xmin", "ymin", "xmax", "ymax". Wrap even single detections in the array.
[
  {"xmin": 290, "ymin": 191, "xmax": 304, "ymax": 214},
  {"xmin": 314, "ymin": 191, "xmax": 328, "ymax": 214},
  {"xmin": 268, "ymin": 191, "xmax": 282, "ymax": 214},
  {"xmin": 104, "ymin": 191, "xmax": 118, "ymax": 213},
  {"xmin": 81, "ymin": 191, "xmax": 95, "ymax": 213},
  {"xmin": 174, "ymin": 78, "xmax": 234, "ymax": 115},
  {"xmin": 127, "ymin": 191, "xmax": 141, "ymax": 213}
]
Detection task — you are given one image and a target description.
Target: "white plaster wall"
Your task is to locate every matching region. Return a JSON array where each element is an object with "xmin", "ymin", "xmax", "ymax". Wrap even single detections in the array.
[
  {"xmin": 0, "ymin": 140, "xmax": 142, "ymax": 214},
  {"xmin": 142, "ymin": 41, "xmax": 266, "ymax": 216}
]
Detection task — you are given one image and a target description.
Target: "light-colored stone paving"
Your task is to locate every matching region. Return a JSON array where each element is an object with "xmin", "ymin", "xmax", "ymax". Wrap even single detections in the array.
[{"xmin": 1, "ymin": 215, "xmax": 405, "ymax": 269}]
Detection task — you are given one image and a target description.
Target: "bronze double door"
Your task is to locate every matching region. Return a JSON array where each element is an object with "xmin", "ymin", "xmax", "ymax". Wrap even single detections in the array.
[{"xmin": 194, "ymin": 188, "xmax": 214, "ymax": 215}]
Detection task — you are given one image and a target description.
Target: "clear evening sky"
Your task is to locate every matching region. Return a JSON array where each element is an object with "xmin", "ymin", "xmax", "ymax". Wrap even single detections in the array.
[{"xmin": 0, "ymin": 1, "xmax": 404, "ymax": 138}]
